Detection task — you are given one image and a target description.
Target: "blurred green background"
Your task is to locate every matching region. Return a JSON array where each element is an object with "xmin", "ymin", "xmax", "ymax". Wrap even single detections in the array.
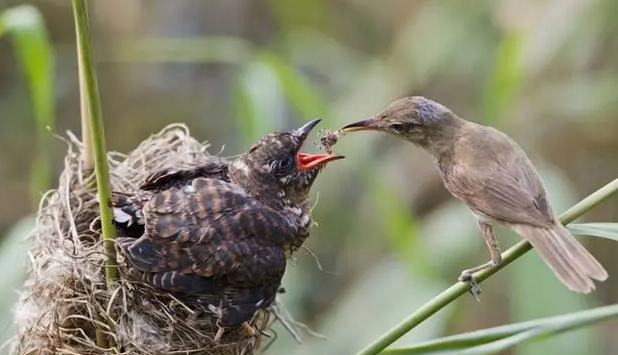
[{"xmin": 1, "ymin": 0, "xmax": 618, "ymax": 354}]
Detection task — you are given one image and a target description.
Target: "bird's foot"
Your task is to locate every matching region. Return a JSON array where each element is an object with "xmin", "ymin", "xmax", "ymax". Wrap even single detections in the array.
[
  {"xmin": 214, "ymin": 322, "xmax": 256, "ymax": 344},
  {"xmin": 458, "ymin": 272, "xmax": 482, "ymax": 302},
  {"xmin": 457, "ymin": 259, "xmax": 501, "ymax": 302},
  {"xmin": 242, "ymin": 321, "xmax": 257, "ymax": 337}
]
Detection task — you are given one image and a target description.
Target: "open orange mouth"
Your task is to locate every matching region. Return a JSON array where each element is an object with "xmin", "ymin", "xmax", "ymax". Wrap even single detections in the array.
[{"xmin": 296, "ymin": 152, "xmax": 344, "ymax": 170}]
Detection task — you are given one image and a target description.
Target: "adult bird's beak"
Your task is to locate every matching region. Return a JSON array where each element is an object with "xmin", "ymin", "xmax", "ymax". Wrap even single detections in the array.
[
  {"xmin": 297, "ymin": 152, "xmax": 345, "ymax": 170},
  {"xmin": 294, "ymin": 119, "xmax": 322, "ymax": 141},
  {"xmin": 340, "ymin": 118, "xmax": 378, "ymax": 132}
]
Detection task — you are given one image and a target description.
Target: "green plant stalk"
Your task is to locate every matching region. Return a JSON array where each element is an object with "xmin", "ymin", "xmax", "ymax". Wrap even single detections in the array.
[
  {"xmin": 72, "ymin": 0, "xmax": 117, "ymax": 351},
  {"xmin": 71, "ymin": 0, "xmax": 117, "ymax": 282},
  {"xmin": 381, "ymin": 303, "xmax": 618, "ymax": 354},
  {"xmin": 354, "ymin": 177, "xmax": 618, "ymax": 355},
  {"xmin": 78, "ymin": 47, "xmax": 94, "ymax": 173}
]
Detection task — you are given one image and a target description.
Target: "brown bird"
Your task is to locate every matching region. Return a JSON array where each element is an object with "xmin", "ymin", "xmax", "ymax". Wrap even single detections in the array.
[
  {"xmin": 340, "ymin": 96, "xmax": 608, "ymax": 296},
  {"xmin": 109, "ymin": 119, "xmax": 344, "ymax": 341}
]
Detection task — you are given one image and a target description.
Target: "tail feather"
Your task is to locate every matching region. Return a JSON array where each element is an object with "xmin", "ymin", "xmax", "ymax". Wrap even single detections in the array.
[{"xmin": 513, "ymin": 223, "xmax": 608, "ymax": 293}]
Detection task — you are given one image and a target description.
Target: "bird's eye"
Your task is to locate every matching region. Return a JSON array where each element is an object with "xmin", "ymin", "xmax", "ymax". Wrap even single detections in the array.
[
  {"xmin": 280, "ymin": 158, "xmax": 292, "ymax": 168},
  {"xmin": 274, "ymin": 157, "xmax": 295, "ymax": 177},
  {"xmin": 391, "ymin": 122, "xmax": 419, "ymax": 131}
]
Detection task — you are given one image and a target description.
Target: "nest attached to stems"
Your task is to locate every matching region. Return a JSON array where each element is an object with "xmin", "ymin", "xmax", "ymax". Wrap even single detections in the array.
[{"xmin": 10, "ymin": 124, "xmax": 291, "ymax": 355}]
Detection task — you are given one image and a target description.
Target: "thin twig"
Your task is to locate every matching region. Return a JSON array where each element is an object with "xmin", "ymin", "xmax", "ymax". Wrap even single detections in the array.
[{"xmin": 354, "ymin": 177, "xmax": 618, "ymax": 355}]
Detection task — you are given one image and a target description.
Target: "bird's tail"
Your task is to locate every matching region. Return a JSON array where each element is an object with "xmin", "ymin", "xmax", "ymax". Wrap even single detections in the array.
[{"xmin": 512, "ymin": 223, "xmax": 608, "ymax": 293}]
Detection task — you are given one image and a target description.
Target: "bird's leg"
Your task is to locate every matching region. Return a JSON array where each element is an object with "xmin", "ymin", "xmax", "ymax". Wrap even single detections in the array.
[
  {"xmin": 214, "ymin": 324, "xmax": 226, "ymax": 343},
  {"xmin": 458, "ymin": 222, "xmax": 502, "ymax": 301}
]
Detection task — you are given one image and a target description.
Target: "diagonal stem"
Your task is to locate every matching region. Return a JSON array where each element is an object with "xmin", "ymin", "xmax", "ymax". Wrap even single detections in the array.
[{"xmin": 354, "ymin": 177, "xmax": 618, "ymax": 355}]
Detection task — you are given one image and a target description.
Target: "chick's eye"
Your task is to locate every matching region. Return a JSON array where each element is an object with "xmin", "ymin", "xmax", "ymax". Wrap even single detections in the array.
[
  {"xmin": 279, "ymin": 157, "xmax": 293, "ymax": 169},
  {"xmin": 274, "ymin": 157, "xmax": 295, "ymax": 177}
]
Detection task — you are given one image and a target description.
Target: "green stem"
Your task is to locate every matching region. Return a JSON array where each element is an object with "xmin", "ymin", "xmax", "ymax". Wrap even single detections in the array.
[
  {"xmin": 355, "ymin": 177, "xmax": 618, "ymax": 355},
  {"xmin": 71, "ymin": 0, "xmax": 117, "ymax": 351},
  {"xmin": 71, "ymin": 0, "xmax": 117, "ymax": 283},
  {"xmin": 78, "ymin": 39, "xmax": 94, "ymax": 174}
]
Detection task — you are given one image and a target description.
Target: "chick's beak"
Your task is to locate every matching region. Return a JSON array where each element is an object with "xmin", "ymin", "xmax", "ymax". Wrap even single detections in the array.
[
  {"xmin": 340, "ymin": 118, "xmax": 378, "ymax": 132},
  {"xmin": 297, "ymin": 152, "xmax": 345, "ymax": 170},
  {"xmin": 293, "ymin": 118, "xmax": 344, "ymax": 170},
  {"xmin": 294, "ymin": 119, "xmax": 322, "ymax": 141}
]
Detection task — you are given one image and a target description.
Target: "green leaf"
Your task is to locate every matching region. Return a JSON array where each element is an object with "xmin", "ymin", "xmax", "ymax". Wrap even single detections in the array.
[
  {"xmin": 0, "ymin": 5, "xmax": 55, "ymax": 207},
  {"xmin": 257, "ymin": 50, "xmax": 328, "ymax": 123},
  {"xmin": 382, "ymin": 321, "xmax": 537, "ymax": 354},
  {"xmin": 383, "ymin": 303, "xmax": 618, "ymax": 355},
  {"xmin": 267, "ymin": 0, "xmax": 329, "ymax": 34},
  {"xmin": 567, "ymin": 223, "xmax": 618, "ymax": 242},
  {"xmin": 232, "ymin": 50, "xmax": 327, "ymax": 146},
  {"xmin": 109, "ymin": 36, "xmax": 254, "ymax": 64},
  {"xmin": 421, "ymin": 201, "xmax": 482, "ymax": 276},
  {"xmin": 482, "ymin": 29, "xmax": 524, "ymax": 124},
  {"xmin": 232, "ymin": 56, "xmax": 283, "ymax": 145},
  {"xmin": 366, "ymin": 174, "xmax": 431, "ymax": 277},
  {"xmin": 0, "ymin": 216, "xmax": 35, "ymax": 347}
]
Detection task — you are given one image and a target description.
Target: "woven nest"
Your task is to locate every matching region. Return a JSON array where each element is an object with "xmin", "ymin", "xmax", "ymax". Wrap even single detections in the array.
[{"xmin": 9, "ymin": 124, "xmax": 297, "ymax": 355}]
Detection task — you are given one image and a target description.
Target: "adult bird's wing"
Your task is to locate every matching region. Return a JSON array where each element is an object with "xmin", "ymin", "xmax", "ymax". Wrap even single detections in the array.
[
  {"xmin": 441, "ymin": 126, "xmax": 554, "ymax": 228},
  {"xmin": 121, "ymin": 177, "xmax": 294, "ymax": 294}
]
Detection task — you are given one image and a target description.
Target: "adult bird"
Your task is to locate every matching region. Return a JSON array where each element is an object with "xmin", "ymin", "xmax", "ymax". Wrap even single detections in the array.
[
  {"xmin": 109, "ymin": 119, "xmax": 344, "ymax": 342},
  {"xmin": 339, "ymin": 97, "xmax": 608, "ymax": 296}
]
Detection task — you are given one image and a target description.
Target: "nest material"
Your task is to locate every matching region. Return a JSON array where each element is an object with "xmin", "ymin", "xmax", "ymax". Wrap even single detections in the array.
[
  {"xmin": 317, "ymin": 129, "xmax": 344, "ymax": 154},
  {"xmin": 10, "ymin": 124, "xmax": 283, "ymax": 355}
]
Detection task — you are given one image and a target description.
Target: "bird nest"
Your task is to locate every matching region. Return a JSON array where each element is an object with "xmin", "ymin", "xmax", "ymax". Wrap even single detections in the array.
[{"xmin": 9, "ymin": 124, "xmax": 291, "ymax": 355}]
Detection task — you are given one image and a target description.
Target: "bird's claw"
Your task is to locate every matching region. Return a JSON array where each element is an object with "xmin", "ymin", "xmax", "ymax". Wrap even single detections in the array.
[
  {"xmin": 213, "ymin": 322, "xmax": 256, "ymax": 344},
  {"xmin": 458, "ymin": 272, "xmax": 482, "ymax": 302},
  {"xmin": 214, "ymin": 325, "xmax": 225, "ymax": 343},
  {"xmin": 242, "ymin": 321, "xmax": 257, "ymax": 337}
]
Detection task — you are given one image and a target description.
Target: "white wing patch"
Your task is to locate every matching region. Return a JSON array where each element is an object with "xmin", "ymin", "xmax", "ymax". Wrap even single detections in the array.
[{"xmin": 113, "ymin": 207, "xmax": 134, "ymax": 226}]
